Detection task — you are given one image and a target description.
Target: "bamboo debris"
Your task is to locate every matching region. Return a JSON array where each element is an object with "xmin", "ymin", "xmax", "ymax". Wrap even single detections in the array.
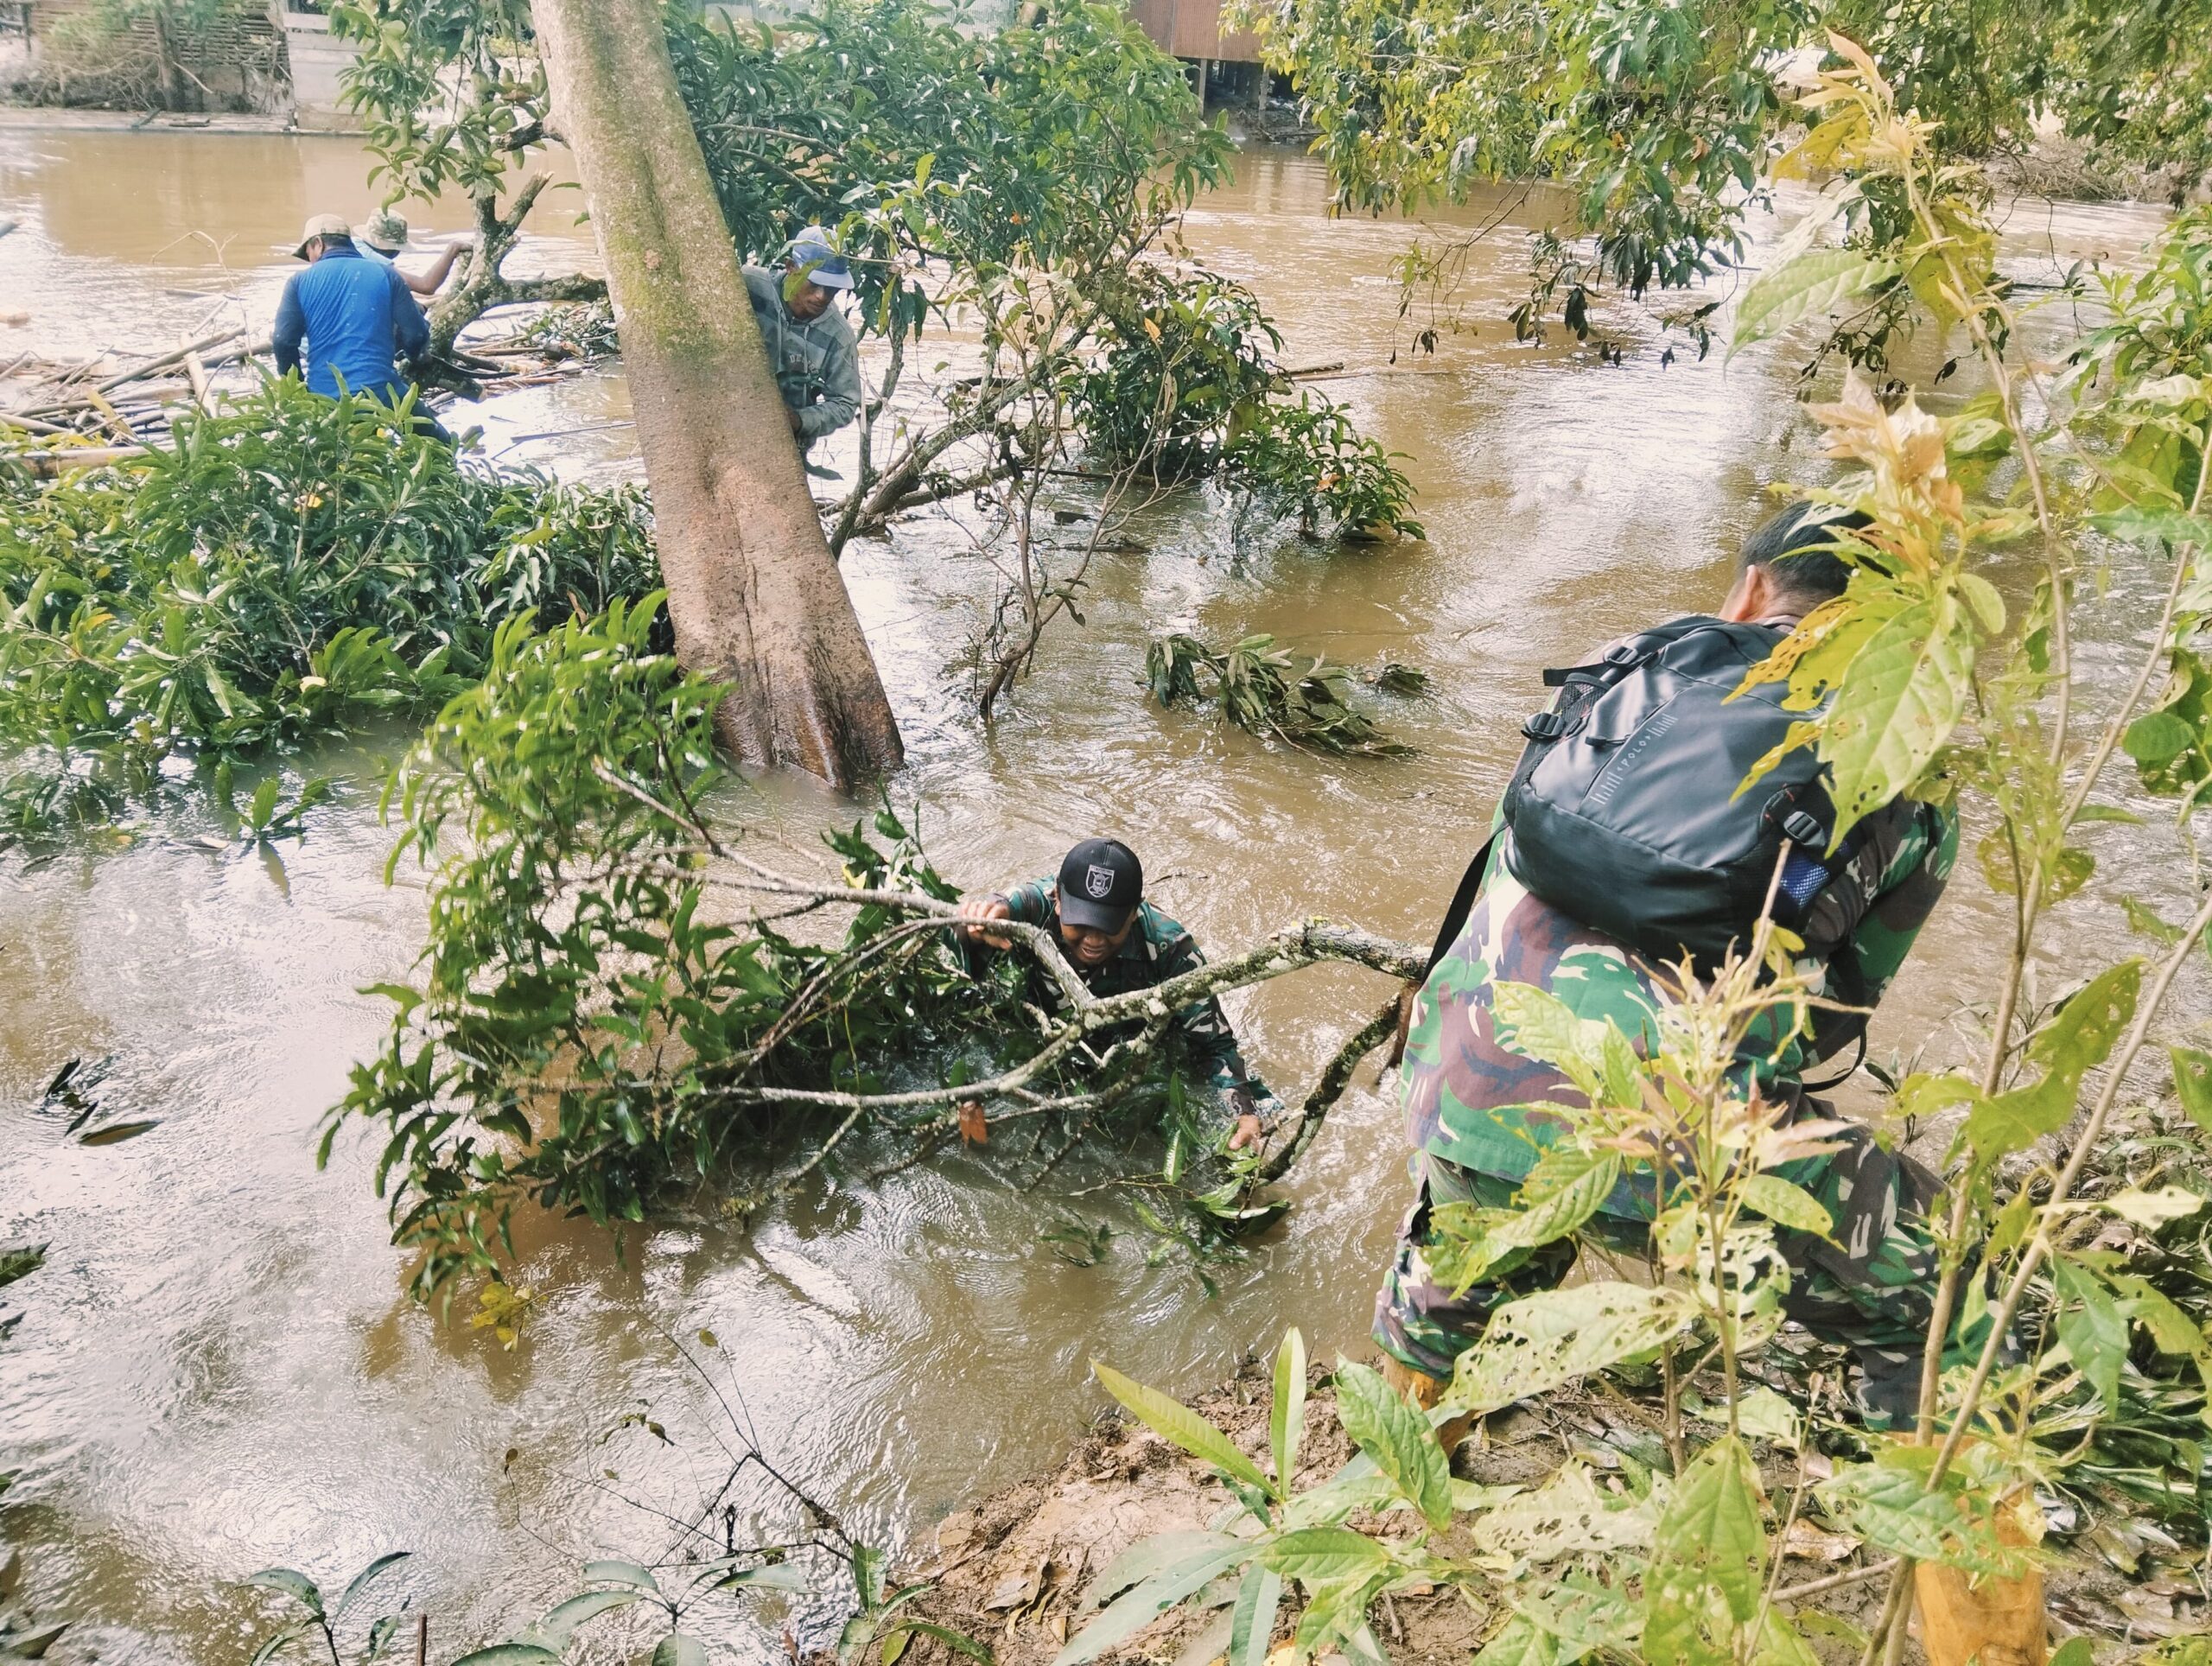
[
  {"xmin": 11, "ymin": 445, "xmax": 150, "ymax": 478},
  {"xmin": 92, "ymin": 328, "xmax": 243, "ymax": 394},
  {"xmin": 2, "ymin": 304, "xmax": 610, "ymax": 448}
]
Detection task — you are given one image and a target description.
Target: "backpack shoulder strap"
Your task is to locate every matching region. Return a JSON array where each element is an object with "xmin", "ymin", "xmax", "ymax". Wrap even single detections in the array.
[{"xmin": 1422, "ymin": 830, "xmax": 1498, "ymax": 981}]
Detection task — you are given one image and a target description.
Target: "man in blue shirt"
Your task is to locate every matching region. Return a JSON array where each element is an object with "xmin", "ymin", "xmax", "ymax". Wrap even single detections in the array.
[{"xmin": 271, "ymin": 213, "xmax": 435, "ymax": 424}]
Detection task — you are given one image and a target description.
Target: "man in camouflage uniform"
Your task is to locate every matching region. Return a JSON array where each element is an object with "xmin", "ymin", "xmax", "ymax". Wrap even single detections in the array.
[
  {"xmin": 741, "ymin": 226, "xmax": 865, "ymax": 450},
  {"xmin": 1376, "ymin": 504, "xmax": 1978, "ymax": 1427},
  {"xmin": 955, "ymin": 836, "xmax": 1277, "ymax": 1149}
]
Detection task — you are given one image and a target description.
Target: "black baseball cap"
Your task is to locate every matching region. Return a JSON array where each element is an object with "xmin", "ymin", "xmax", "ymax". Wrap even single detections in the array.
[{"xmin": 1056, "ymin": 837, "xmax": 1143, "ymax": 932}]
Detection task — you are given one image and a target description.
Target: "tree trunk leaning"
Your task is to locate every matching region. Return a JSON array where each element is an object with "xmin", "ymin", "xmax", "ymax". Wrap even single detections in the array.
[{"xmin": 528, "ymin": 0, "xmax": 905, "ymax": 786}]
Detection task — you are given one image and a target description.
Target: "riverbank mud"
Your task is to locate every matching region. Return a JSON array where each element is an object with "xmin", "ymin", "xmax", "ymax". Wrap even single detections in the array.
[{"xmin": 896, "ymin": 1357, "xmax": 2177, "ymax": 1666}]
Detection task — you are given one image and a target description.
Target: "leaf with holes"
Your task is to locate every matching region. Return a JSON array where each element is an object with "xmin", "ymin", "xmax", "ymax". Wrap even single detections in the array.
[
  {"xmin": 1470, "ymin": 1462, "xmax": 1658, "ymax": 1561},
  {"xmin": 1643, "ymin": 1435, "xmax": 1765, "ymax": 1666},
  {"xmin": 1445, "ymin": 1282, "xmax": 1699, "ymax": 1415}
]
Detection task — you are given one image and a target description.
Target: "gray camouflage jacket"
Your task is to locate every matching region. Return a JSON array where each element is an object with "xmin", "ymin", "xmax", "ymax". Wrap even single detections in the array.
[{"xmin": 741, "ymin": 266, "xmax": 863, "ymax": 442}]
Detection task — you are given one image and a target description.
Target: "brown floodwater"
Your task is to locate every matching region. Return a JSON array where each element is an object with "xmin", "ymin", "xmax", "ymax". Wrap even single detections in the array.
[{"xmin": 0, "ymin": 124, "xmax": 2201, "ymax": 1666}]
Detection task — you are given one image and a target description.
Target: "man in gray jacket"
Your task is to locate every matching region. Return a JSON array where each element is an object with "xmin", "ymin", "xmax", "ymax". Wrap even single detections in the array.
[{"xmin": 742, "ymin": 226, "xmax": 863, "ymax": 447}]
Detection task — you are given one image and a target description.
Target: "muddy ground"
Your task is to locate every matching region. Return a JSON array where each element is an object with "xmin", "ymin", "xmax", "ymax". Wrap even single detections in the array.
[{"xmin": 894, "ymin": 1357, "xmax": 2198, "ymax": 1666}]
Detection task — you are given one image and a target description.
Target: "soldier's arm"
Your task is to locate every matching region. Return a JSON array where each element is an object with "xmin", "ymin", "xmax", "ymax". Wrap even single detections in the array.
[
  {"xmin": 800, "ymin": 327, "xmax": 864, "ymax": 439},
  {"xmin": 272, "ymin": 275, "xmax": 305, "ymax": 378},
  {"xmin": 1156, "ymin": 933, "xmax": 1274, "ymax": 1144},
  {"xmin": 1808, "ymin": 800, "xmax": 1959, "ymax": 1059},
  {"xmin": 950, "ymin": 879, "xmax": 1051, "ymax": 969}
]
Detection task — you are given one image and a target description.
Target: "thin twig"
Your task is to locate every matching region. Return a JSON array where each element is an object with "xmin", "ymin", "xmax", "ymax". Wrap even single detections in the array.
[{"xmin": 1774, "ymin": 1558, "xmax": 1902, "ymax": 1604}]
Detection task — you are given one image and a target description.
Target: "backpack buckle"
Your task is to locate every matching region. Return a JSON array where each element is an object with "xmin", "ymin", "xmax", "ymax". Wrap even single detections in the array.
[
  {"xmin": 1781, "ymin": 809, "xmax": 1827, "ymax": 848},
  {"xmin": 1522, "ymin": 709, "xmax": 1572, "ymax": 741}
]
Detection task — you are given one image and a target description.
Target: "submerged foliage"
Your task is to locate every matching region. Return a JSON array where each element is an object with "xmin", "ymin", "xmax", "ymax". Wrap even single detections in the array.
[
  {"xmin": 243, "ymin": 1543, "xmax": 821, "ymax": 1666},
  {"xmin": 1147, "ymin": 634, "xmax": 1421, "ymax": 756},
  {"xmin": 1073, "ymin": 269, "xmax": 1424, "ymax": 539},
  {"xmin": 0, "ymin": 382, "xmax": 658, "ymax": 843},
  {"xmin": 334, "ymin": 605, "xmax": 1384, "ymax": 1300},
  {"xmin": 321, "ymin": 0, "xmax": 1422, "ymax": 729}
]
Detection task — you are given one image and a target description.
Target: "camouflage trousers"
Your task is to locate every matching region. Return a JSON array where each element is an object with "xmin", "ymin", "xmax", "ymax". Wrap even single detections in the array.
[{"xmin": 1372, "ymin": 1112, "xmax": 1990, "ymax": 1426}]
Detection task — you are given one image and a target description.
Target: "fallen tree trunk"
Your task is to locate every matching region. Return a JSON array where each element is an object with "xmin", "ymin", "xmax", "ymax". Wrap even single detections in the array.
[
  {"xmin": 423, "ymin": 173, "xmax": 610, "ymax": 372},
  {"xmin": 530, "ymin": 0, "xmax": 905, "ymax": 785}
]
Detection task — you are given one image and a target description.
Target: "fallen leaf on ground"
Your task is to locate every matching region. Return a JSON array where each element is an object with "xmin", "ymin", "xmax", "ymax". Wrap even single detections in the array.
[{"xmin": 1781, "ymin": 1520, "xmax": 1857, "ymax": 1563}]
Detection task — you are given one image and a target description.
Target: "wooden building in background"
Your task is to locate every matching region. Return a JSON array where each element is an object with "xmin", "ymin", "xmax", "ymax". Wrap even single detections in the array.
[{"xmin": 1123, "ymin": 0, "xmax": 1261, "ymax": 63}]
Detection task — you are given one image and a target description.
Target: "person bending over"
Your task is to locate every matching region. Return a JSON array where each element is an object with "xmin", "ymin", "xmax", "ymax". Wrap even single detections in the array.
[
  {"xmin": 271, "ymin": 213, "xmax": 443, "ymax": 440},
  {"xmin": 955, "ymin": 837, "xmax": 1278, "ymax": 1152},
  {"xmin": 1376, "ymin": 501, "xmax": 1980, "ymax": 1428}
]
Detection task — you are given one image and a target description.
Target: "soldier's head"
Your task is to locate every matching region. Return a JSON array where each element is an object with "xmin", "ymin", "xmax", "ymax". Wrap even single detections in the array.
[
  {"xmin": 360, "ymin": 209, "xmax": 410, "ymax": 257},
  {"xmin": 781, "ymin": 226, "xmax": 854, "ymax": 321},
  {"xmin": 1054, "ymin": 837, "xmax": 1142, "ymax": 966},
  {"xmin": 1720, "ymin": 500, "xmax": 1872, "ymax": 625}
]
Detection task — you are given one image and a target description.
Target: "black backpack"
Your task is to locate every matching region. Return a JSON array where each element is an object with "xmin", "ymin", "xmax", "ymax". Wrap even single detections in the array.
[{"xmin": 1425, "ymin": 617, "xmax": 1852, "ymax": 976}]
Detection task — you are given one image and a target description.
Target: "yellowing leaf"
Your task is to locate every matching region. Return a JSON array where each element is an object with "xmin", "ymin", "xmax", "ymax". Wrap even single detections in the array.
[
  {"xmin": 2172, "ymin": 1046, "xmax": 2212, "ymax": 1135},
  {"xmin": 2101, "ymin": 1186, "xmax": 2206, "ymax": 1229},
  {"xmin": 1818, "ymin": 596, "xmax": 1972, "ymax": 845},
  {"xmin": 1739, "ymin": 1173, "xmax": 1834, "ymax": 1238}
]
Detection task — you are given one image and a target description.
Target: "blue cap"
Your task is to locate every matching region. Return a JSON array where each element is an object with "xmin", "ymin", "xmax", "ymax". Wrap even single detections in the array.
[{"xmin": 786, "ymin": 226, "xmax": 854, "ymax": 289}]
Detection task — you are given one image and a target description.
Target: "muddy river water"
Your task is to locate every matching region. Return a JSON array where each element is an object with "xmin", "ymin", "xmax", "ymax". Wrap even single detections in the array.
[{"xmin": 0, "ymin": 122, "xmax": 2199, "ymax": 1664}]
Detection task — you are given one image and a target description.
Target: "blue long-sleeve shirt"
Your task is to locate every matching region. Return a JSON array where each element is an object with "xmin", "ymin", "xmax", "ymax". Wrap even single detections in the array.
[{"xmin": 271, "ymin": 245, "xmax": 429, "ymax": 401}]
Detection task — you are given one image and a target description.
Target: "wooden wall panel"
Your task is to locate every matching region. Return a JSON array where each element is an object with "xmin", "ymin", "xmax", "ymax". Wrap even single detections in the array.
[{"xmin": 1124, "ymin": 0, "xmax": 1261, "ymax": 64}]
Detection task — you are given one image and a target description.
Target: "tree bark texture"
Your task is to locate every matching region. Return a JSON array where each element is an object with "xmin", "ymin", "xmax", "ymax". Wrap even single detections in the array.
[{"xmin": 529, "ymin": 0, "xmax": 905, "ymax": 785}]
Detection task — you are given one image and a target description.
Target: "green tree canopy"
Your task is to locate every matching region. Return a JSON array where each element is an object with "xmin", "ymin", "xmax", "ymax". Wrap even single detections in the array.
[{"xmin": 1231, "ymin": 0, "xmax": 2212, "ymax": 338}]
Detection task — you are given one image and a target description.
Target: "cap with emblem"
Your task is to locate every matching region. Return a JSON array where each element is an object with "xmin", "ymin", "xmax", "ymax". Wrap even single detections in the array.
[
  {"xmin": 360, "ymin": 209, "xmax": 410, "ymax": 255},
  {"xmin": 1055, "ymin": 837, "xmax": 1142, "ymax": 932},
  {"xmin": 289, "ymin": 213, "xmax": 351, "ymax": 260}
]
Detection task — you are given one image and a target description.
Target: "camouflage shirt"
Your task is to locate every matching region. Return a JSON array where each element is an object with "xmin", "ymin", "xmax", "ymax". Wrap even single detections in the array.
[
  {"xmin": 975, "ymin": 879, "xmax": 1274, "ymax": 1110},
  {"xmin": 1402, "ymin": 786, "xmax": 1957, "ymax": 1215}
]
